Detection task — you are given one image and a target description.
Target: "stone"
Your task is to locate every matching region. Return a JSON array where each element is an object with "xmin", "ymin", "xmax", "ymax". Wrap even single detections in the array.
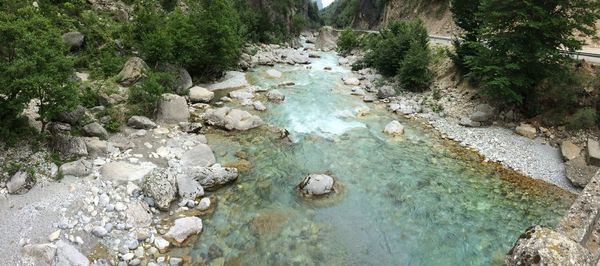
[
  {"xmin": 470, "ymin": 104, "xmax": 495, "ymax": 122},
  {"xmin": 383, "ymin": 121, "xmax": 405, "ymax": 137},
  {"xmin": 22, "ymin": 243, "xmax": 57, "ymax": 266},
  {"xmin": 188, "ymin": 86, "xmax": 214, "ymax": 103},
  {"xmin": 203, "ymin": 107, "xmax": 264, "ymax": 131},
  {"xmin": 587, "ymin": 139, "xmax": 600, "ymax": 167},
  {"xmin": 126, "ymin": 203, "xmax": 152, "ymax": 227},
  {"xmin": 266, "ymin": 69, "xmax": 282, "ymax": 78},
  {"xmin": 100, "ymin": 161, "xmax": 154, "ymax": 184},
  {"xmin": 253, "ymin": 101, "xmax": 267, "ymax": 111},
  {"xmin": 205, "ymin": 71, "xmax": 249, "ymax": 91},
  {"xmin": 157, "ymin": 93, "xmax": 190, "ymax": 124},
  {"xmin": 189, "ymin": 164, "xmax": 238, "ymax": 191},
  {"xmin": 62, "ymin": 32, "xmax": 84, "ymax": 50},
  {"xmin": 565, "ymin": 156, "xmax": 598, "ymax": 188},
  {"xmin": 560, "ymin": 141, "xmax": 581, "ymax": 161},
  {"xmin": 165, "ymin": 217, "xmax": 203, "ymax": 244},
  {"xmin": 177, "ymin": 174, "xmax": 204, "ymax": 200},
  {"xmin": 118, "ymin": 57, "xmax": 147, "ymax": 86},
  {"xmin": 515, "ymin": 123, "xmax": 537, "ymax": 139},
  {"xmin": 343, "ymin": 77, "xmax": 360, "ymax": 86},
  {"xmin": 127, "ymin": 116, "xmax": 157, "ymax": 129},
  {"xmin": 154, "ymin": 237, "xmax": 170, "ymax": 252},
  {"xmin": 84, "ymin": 137, "xmax": 108, "ymax": 157},
  {"xmin": 278, "ymin": 81, "xmax": 295, "ymax": 87},
  {"xmin": 174, "ymin": 67, "xmax": 193, "ymax": 94},
  {"xmin": 83, "ymin": 122, "xmax": 109, "ymax": 140},
  {"xmin": 181, "ymin": 144, "xmax": 216, "ymax": 168},
  {"xmin": 60, "ymin": 159, "xmax": 92, "ymax": 177},
  {"xmin": 459, "ymin": 117, "xmax": 481, "ymax": 128},
  {"xmin": 121, "ymin": 253, "xmax": 134, "ymax": 261},
  {"xmin": 55, "ymin": 240, "xmax": 90, "ymax": 266},
  {"xmin": 7, "ymin": 171, "xmax": 30, "ymax": 195},
  {"xmin": 363, "ymin": 95, "xmax": 376, "ymax": 102},
  {"xmin": 48, "ymin": 230, "xmax": 61, "ymax": 242},
  {"xmin": 377, "ymin": 86, "xmax": 396, "ymax": 99},
  {"xmin": 229, "ymin": 89, "xmax": 254, "ymax": 100},
  {"xmin": 197, "ymin": 197, "xmax": 211, "ymax": 211},
  {"xmin": 169, "ymin": 257, "xmax": 183, "ymax": 266},
  {"xmin": 298, "ymin": 174, "xmax": 335, "ymax": 196},
  {"xmin": 505, "ymin": 226, "xmax": 592, "ymax": 265},
  {"xmin": 52, "ymin": 135, "xmax": 88, "ymax": 157},
  {"xmin": 266, "ymin": 90, "xmax": 285, "ymax": 103},
  {"xmin": 351, "ymin": 87, "xmax": 366, "ymax": 96},
  {"xmin": 92, "ymin": 226, "xmax": 108, "ymax": 238},
  {"xmin": 179, "ymin": 122, "xmax": 203, "ymax": 134},
  {"xmin": 55, "ymin": 106, "xmax": 86, "ymax": 125},
  {"xmin": 142, "ymin": 168, "xmax": 177, "ymax": 211}
]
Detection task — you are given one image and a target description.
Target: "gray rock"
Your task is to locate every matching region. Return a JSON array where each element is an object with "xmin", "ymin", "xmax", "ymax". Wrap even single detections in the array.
[
  {"xmin": 203, "ymin": 107, "xmax": 264, "ymax": 131},
  {"xmin": 62, "ymin": 32, "xmax": 84, "ymax": 51},
  {"xmin": 188, "ymin": 86, "xmax": 214, "ymax": 103},
  {"xmin": 266, "ymin": 90, "xmax": 285, "ymax": 102},
  {"xmin": 56, "ymin": 240, "xmax": 90, "ymax": 266},
  {"xmin": 7, "ymin": 171, "xmax": 31, "ymax": 194},
  {"xmin": 470, "ymin": 104, "xmax": 495, "ymax": 122},
  {"xmin": 125, "ymin": 203, "xmax": 152, "ymax": 228},
  {"xmin": 55, "ymin": 106, "xmax": 86, "ymax": 125},
  {"xmin": 343, "ymin": 77, "xmax": 360, "ymax": 86},
  {"xmin": 565, "ymin": 157, "xmax": 598, "ymax": 188},
  {"xmin": 515, "ymin": 123, "xmax": 537, "ymax": 139},
  {"xmin": 177, "ymin": 174, "xmax": 204, "ymax": 200},
  {"xmin": 351, "ymin": 87, "xmax": 366, "ymax": 96},
  {"xmin": 189, "ymin": 164, "xmax": 238, "ymax": 191},
  {"xmin": 118, "ymin": 57, "xmax": 147, "ymax": 86},
  {"xmin": 142, "ymin": 168, "xmax": 177, "ymax": 211},
  {"xmin": 22, "ymin": 243, "xmax": 56, "ymax": 266},
  {"xmin": 205, "ymin": 71, "xmax": 249, "ymax": 91},
  {"xmin": 84, "ymin": 137, "xmax": 108, "ymax": 157},
  {"xmin": 83, "ymin": 122, "xmax": 109, "ymax": 140},
  {"xmin": 377, "ymin": 86, "xmax": 396, "ymax": 99},
  {"xmin": 505, "ymin": 226, "xmax": 592, "ymax": 265},
  {"xmin": 587, "ymin": 139, "xmax": 600, "ymax": 167},
  {"xmin": 561, "ymin": 141, "xmax": 581, "ymax": 161},
  {"xmin": 266, "ymin": 69, "xmax": 282, "ymax": 78},
  {"xmin": 363, "ymin": 95, "xmax": 376, "ymax": 102},
  {"xmin": 164, "ymin": 217, "xmax": 203, "ymax": 244},
  {"xmin": 383, "ymin": 120, "xmax": 404, "ymax": 137},
  {"xmin": 229, "ymin": 88, "xmax": 254, "ymax": 100},
  {"xmin": 127, "ymin": 116, "xmax": 157, "ymax": 129},
  {"xmin": 253, "ymin": 101, "xmax": 267, "ymax": 111},
  {"xmin": 157, "ymin": 93, "xmax": 190, "ymax": 124},
  {"xmin": 298, "ymin": 173, "xmax": 335, "ymax": 196},
  {"xmin": 100, "ymin": 161, "xmax": 154, "ymax": 184},
  {"xmin": 92, "ymin": 226, "xmax": 108, "ymax": 238},
  {"xmin": 60, "ymin": 159, "xmax": 92, "ymax": 177},
  {"xmin": 459, "ymin": 117, "xmax": 481, "ymax": 128},
  {"xmin": 178, "ymin": 122, "xmax": 203, "ymax": 134},
  {"xmin": 51, "ymin": 134, "xmax": 88, "ymax": 157},
  {"xmin": 181, "ymin": 144, "xmax": 216, "ymax": 168},
  {"xmin": 169, "ymin": 257, "xmax": 183, "ymax": 266},
  {"xmin": 174, "ymin": 67, "xmax": 193, "ymax": 94}
]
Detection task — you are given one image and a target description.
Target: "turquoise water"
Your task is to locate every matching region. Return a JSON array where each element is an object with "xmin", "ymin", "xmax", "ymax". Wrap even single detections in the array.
[{"xmin": 186, "ymin": 53, "xmax": 574, "ymax": 265}]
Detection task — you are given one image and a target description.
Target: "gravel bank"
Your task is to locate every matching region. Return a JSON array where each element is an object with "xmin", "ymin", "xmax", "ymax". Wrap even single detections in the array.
[{"xmin": 423, "ymin": 115, "xmax": 579, "ymax": 193}]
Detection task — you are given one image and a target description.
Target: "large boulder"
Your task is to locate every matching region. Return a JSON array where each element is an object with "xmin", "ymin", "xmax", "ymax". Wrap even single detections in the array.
[
  {"xmin": 22, "ymin": 243, "xmax": 57, "ymax": 266},
  {"xmin": 343, "ymin": 77, "xmax": 360, "ymax": 86},
  {"xmin": 127, "ymin": 116, "xmax": 157, "ymax": 129},
  {"xmin": 561, "ymin": 141, "xmax": 581, "ymax": 161},
  {"xmin": 176, "ymin": 174, "xmax": 204, "ymax": 200},
  {"xmin": 142, "ymin": 168, "xmax": 177, "ymax": 211},
  {"xmin": 298, "ymin": 174, "xmax": 335, "ymax": 196},
  {"xmin": 565, "ymin": 156, "xmax": 598, "ymax": 188},
  {"xmin": 62, "ymin": 32, "xmax": 84, "ymax": 51},
  {"xmin": 189, "ymin": 164, "xmax": 238, "ymax": 191},
  {"xmin": 84, "ymin": 137, "xmax": 108, "ymax": 157},
  {"xmin": 203, "ymin": 107, "xmax": 264, "ymax": 131},
  {"xmin": 266, "ymin": 90, "xmax": 285, "ymax": 102},
  {"xmin": 55, "ymin": 240, "xmax": 90, "ymax": 266},
  {"xmin": 157, "ymin": 93, "xmax": 190, "ymax": 124},
  {"xmin": 229, "ymin": 88, "xmax": 254, "ymax": 100},
  {"xmin": 174, "ymin": 67, "xmax": 193, "ymax": 94},
  {"xmin": 55, "ymin": 106, "xmax": 86, "ymax": 125},
  {"xmin": 587, "ymin": 139, "xmax": 600, "ymax": 167},
  {"xmin": 82, "ymin": 122, "xmax": 109, "ymax": 140},
  {"xmin": 205, "ymin": 71, "xmax": 249, "ymax": 91},
  {"xmin": 470, "ymin": 104, "xmax": 495, "ymax": 123},
  {"xmin": 165, "ymin": 217, "xmax": 203, "ymax": 244},
  {"xmin": 181, "ymin": 144, "xmax": 216, "ymax": 168},
  {"xmin": 51, "ymin": 134, "xmax": 88, "ymax": 157},
  {"xmin": 377, "ymin": 86, "xmax": 396, "ymax": 99},
  {"xmin": 505, "ymin": 226, "xmax": 592, "ymax": 266},
  {"xmin": 515, "ymin": 123, "xmax": 537, "ymax": 139},
  {"xmin": 59, "ymin": 159, "xmax": 92, "ymax": 177},
  {"xmin": 100, "ymin": 161, "xmax": 154, "ymax": 184},
  {"xmin": 118, "ymin": 57, "xmax": 147, "ymax": 86},
  {"xmin": 383, "ymin": 121, "xmax": 405, "ymax": 137},
  {"xmin": 188, "ymin": 86, "xmax": 214, "ymax": 103},
  {"xmin": 7, "ymin": 171, "xmax": 31, "ymax": 195}
]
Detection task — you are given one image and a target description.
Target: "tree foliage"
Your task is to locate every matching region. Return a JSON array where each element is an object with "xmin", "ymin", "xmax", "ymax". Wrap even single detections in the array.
[{"xmin": 336, "ymin": 28, "xmax": 360, "ymax": 55}]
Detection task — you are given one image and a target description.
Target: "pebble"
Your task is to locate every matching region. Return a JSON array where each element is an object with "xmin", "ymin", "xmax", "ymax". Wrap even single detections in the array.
[
  {"xmin": 169, "ymin": 257, "xmax": 183, "ymax": 266},
  {"xmin": 197, "ymin": 197, "xmax": 211, "ymax": 211},
  {"xmin": 92, "ymin": 226, "xmax": 108, "ymax": 237},
  {"xmin": 48, "ymin": 229, "xmax": 61, "ymax": 241},
  {"xmin": 115, "ymin": 202, "xmax": 127, "ymax": 211},
  {"xmin": 125, "ymin": 239, "xmax": 139, "ymax": 250},
  {"xmin": 154, "ymin": 237, "xmax": 170, "ymax": 252},
  {"xmin": 121, "ymin": 253, "xmax": 135, "ymax": 261},
  {"xmin": 129, "ymin": 259, "xmax": 141, "ymax": 266},
  {"xmin": 134, "ymin": 246, "xmax": 144, "ymax": 258},
  {"xmin": 105, "ymin": 223, "xmax": 114, "ymax": 232}
]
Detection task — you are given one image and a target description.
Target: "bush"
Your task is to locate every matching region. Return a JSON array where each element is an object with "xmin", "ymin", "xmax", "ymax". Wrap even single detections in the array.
[
  {"xmin": 567, "ymin": 107, "xmax": 597, "ymax": 130},
  {"xmin": 128, "ymin": 71, "xmax": 170, "ymax": 116},
  {"xmin": 399, "ymin": 41, "xmax": 432, "ymax": 91},
  {"xmin": 337, "ymin": 28, "xmax": 360, "ymax": 55}
]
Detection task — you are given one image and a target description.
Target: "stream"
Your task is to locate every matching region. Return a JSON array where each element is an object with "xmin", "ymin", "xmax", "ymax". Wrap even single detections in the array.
[{"xmin": 183, "ymin": 52, "xmax": 575, "ymax": 265}]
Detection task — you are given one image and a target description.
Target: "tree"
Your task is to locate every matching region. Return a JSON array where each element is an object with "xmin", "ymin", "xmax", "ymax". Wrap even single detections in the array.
[
  {"xmin": 0, "ymin": 6, "xmax": 78, "ymax": 132},
  {"xmin": 455, "ymin": 0, "xmax": 600, "ymax": 110},
  {"xmin": 336, "ymin": 28, "xmax": 360, "ymax": 55}
]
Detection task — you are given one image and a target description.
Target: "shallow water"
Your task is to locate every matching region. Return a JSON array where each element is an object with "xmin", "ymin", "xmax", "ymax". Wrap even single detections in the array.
[{"xmin": 187, "ymin": 53, "xmax": 575, "ymax": 265}]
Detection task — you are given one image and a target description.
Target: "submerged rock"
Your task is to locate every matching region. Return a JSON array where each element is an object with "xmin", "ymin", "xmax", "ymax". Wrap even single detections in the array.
[
  {"xmin": 266, "ymin": 90, "xmax": 285, "ymax": 102},
  {"xmin": 165, "ymin": 217, "xmax": 203, "ymax": 244},
  {"xmin": 189, "ymin": 164, "xmax": 238, "ymax": 191},
  {"xmin": 266, "ymin": 69, "xmax": 282, "ymax": 78},
  {"xmin": 383, "ymin": 121, "xmax": 405, "ymax": 137},
  {"xmin": 506, "ymin": 225, "xmax": 592, "ymax": 265},
  {"xmin": 298, "ymin": 174, "xmax": 335, "ymax": 196},
  {"xmin": 203, "ymin": 107, "xmax": 264, "ymax": 131}
]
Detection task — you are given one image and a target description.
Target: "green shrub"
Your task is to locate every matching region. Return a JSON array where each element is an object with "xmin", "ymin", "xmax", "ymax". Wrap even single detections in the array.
[
  {"xmin": 337, "ymin": 28, "xmax": 360, "ymax": 55},
  {"xmin": 128, "ymin": 71, "xmax": 170, "ymax": 116},
  {"xmin": 398, "ymin": 41, "xmax": 432, "ymax": 91},
  {"xmin": 567, "ymin": 107, "xmax": 597, "ymax": 130}
]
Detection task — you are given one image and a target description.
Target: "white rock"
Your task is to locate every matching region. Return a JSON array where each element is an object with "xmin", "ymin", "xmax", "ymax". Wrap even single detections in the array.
[
  {"xmin": 48, "ymin": 229, "xmax": 61, "ymax": 242},
  {"xmin": 266, "ymin": 69, "xmax": 282, "ymax": 78},
  {"xmin": 154, "ymin": 237, "xmax": 170, "ymax": 252},
  {"xmin": 188, "ymin": 86, "xmax": 214, "ymax": 103},
  {"xmin": 383, "ymin": 120, "xmax": 405, "ymax": 137},
  {"xmin": 165, "ymin": 217, "xmax": 203, "ymax": 244}
]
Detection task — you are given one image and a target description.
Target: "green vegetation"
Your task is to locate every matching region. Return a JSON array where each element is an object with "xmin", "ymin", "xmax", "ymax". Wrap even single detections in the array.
[
  {"xmin": 336, "ymin": 28, "xmax": 360, "ymax": 55},
  {"xmin": 451, "ymin": 0, "xmax": 600, "ymax": 113},
  {"xmin": 128, "ymin": 71, "xmax": 170, "ymax": 116},
  {"xmin": 568, "ymin": 107, "xmax": 598, "ymax": 131},
  {"xmin": 363, "ymin": 20, "xmax": 432, "ymax": 91}
]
